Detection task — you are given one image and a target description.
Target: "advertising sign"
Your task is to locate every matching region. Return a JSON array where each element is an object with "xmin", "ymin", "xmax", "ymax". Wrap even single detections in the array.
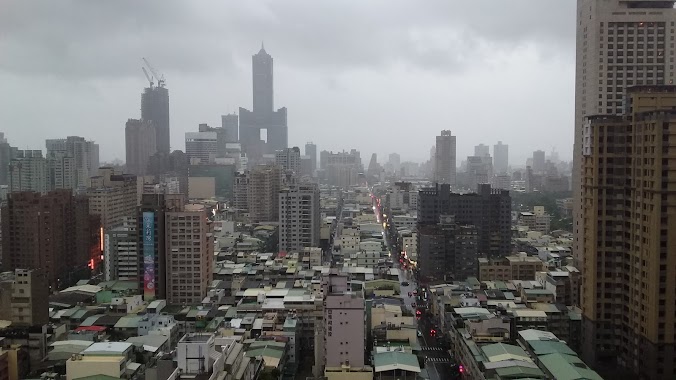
[{"xmin": 143, "ymin": 212, "xmax": 156, "ymax": 300}]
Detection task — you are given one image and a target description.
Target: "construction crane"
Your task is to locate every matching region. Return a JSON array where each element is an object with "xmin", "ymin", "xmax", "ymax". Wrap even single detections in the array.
[
  {"xmin": 142, "ymin": 57, "xmax": 165, "ymax": 88},
  {"xmin": 141, "ymin": 66, "xmax": 154, "ymax": 88}
]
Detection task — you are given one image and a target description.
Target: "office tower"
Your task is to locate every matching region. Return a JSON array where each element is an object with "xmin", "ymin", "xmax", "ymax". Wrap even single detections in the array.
[
  {"xmin": 0, "ymin": 269, "xmax": 48, "ymax": 326},
  {"xmin": 434, "ymin": 130, "xmax": 456, "ymax": 185},
  {"xmin": 46, "ymin": 136, "xmax": 99, "ymax": 190},
  {"xmin": 221, "ymin": 113, "xmax": 239, "ymax": 142},
  {"xmin": 247, "ymin": 164, "xmax": 281, "ymax": 223},
  {"xmin": 321, "ymin": 271, "xmax": 365, "ymax": 371},
  {"xmin": 305, "ymin": 142, "xmax": 317, "ymax": 172},
  {"xmin": 0, "ymin": 190, "xmax": 99, "ymax": 289},
  {"xmin": 580, "ymin": 86, "xmax": 676, "ymax": 379},
  {"xmin": 87, "ymin": 168, "xmax": 138, "ymax": 229},
  {"xmin": 104, "ymin": 217, "xmax": 137, "ymax": 281},
  {"xmin": 532, "ymin": 150, "xmax": 545, "ymax": 173},
  {"xmin": 0, "ymin": 134, "xmax": 15, "ymax": 186},
  {"xmin": 279, "ymin": 183, "xmax": 320, "ymax": 252},
  {"xmin": 125, "ymin": 119, "xmax": 157, "ymax": 176},
  {"xmin": 418, "ymin": 183, "xmax": 510, "ymax": 258},
  {"xmin": 8, "ymin": 150, "xmax": 48, "ymax": 193},
  {"xmin": 474, "ymin": 144, "xmax": 490, "ymax": 157},
  {"xmin": 466, "ymin": 155, "xmax": 492, "ymax": 190},
  {"xmin": 185, "ymin": 131, "xmax": 219, "ymax": 164},
  {"xmin": 493, "ymin": 141, "xmax": 509, "ymax": 174},
  {"xmin": 239, "ymin": 45, "xmax": 288, "ymax": 163},
  {"xmin": 418, "ymin": 216, "xmax": 478, "ymax": 283},
  {"xmin": 275, "ymin": 147, "xmax": 301, "ymax": 175},
  {"xmin": 166, "ymin": 204, "xmax": 213, "ymax": 305},
  {"xmin": 573, "ymin": 1, "xmax": 676, "ymax": 275},
  {"xmin": 388, "ymin": 152, "xmax": 401, "ymax": 175},
  {"xmin": 141, "ymin": 84, "xmax": 170, "ymax": 154},
  {"xmin": 137, "ymin": 193, "xmax": 184, "ymax": 301}
]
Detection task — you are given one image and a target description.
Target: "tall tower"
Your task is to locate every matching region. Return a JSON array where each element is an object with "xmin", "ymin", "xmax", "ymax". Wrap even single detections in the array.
[
  {"xmin": 580, "ymin": 87, "xmax": 676, "ymax": 379},
  {"xmin": 573, "ymin": 0, "xmax": 676, "ymax": 273},
  {"xmin": 279, "ymin": 182, "xmax": 320, "ymax": 252},
  {"xmin": 434, "ymin": 130, "xmax": 456, "ymax": 185},
  {"xmin": 142, "ymin": 86, "xmax": 170, "ymax": 154},
  {"xmin": 125, "ymin": 119, "xmax": 157, "ymax": 176},
  {"xmin": 253, "ymin": 43, "xmax": 274, "ymax": 114},
  {"xmin": 493, "ymin": 141, "xmax": 509, "ymax": 174},
  {"xmin": 305, "ymin": 142, "xmax": 317, "ymax": 171}
]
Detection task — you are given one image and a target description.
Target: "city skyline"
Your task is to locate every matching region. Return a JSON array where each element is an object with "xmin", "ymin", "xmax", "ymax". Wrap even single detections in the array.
[{"xmin": 0, "ymin": 1, "xmax": 574, "ymax": 164}]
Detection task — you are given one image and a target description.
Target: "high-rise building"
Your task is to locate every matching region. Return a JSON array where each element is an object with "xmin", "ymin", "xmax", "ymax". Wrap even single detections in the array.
[
  {"xmin": 573, "ymin": 1, "xmax": 676, "ymax": 277},
  {"xmin": 418, "ymin": 215, "xmax": 478, "ymax": 283},
  {"xmin": 434, "ymin": 130, "xmax": 456, "ymax": 185},
  {"xmin": 388, "ymin": 152, "xmax": 401, "ymax": 175},
  {"xmin": 185, "ymin": 131, "xmax": 219, "ymax": 164},
  {"xmin": 87, "ymin": 168, "xmax": 138, "ymax": 229},
  {"xmin": 0, "ymin": 268, "xmax": 48, "ymax": 326},
  {"xmin": 321, "ymin": 271, "xmax": 365, "ymax": 371},
  {"xmin": 8, "ymin": 150, "xmax": 48, "ymax": 194},
  {"xmin": 233, "ymin": 172, "xmax": 249, "ymax": 211},
  {"xmin": 580, "ymin": 86, "xmax": 676, "ymax": 379},
  {"xmin": 493, "ymin": 141, "xmax": 509, "ymax": 174},
  {"xmin": 279, "ymin": 182, "xmax": 320, "ymax": 252},
  {"xmin": 418, "ymin": 183, "xmax": 511, "ymax": 258},
  {"xmin": 239, "ymin": 45, "xmax": 288, "ymax": 163},
  {"xmin": 125, "ymin": 118, "xmax": 157, "ymax": 176},
  {"xmin": 0, "ymin": 134, "xmax": 16, "ymax": 186},
  {"xmin": 221, "ymin": 113, "xmax": 239, "ymax": 142},
  {"xmin": 137, "ymin": 193, "xmax": 185, "ymax": 301},
  {"xmin": 532, "ymin": 150, "xmax": 545, "ymax": 173},
  {"xmin": 305, "ymin": 142, "xmax": 317, "ymax": 172},
  {"xmin": 166, "ymin": 204, "xmax": 213, "ymax": 305},
  {"xmin": 141, "ymin": 85, "xmax": 170, "ymax": 154},
  {"xmin": 474, "ymin": 144, "xmax": 490, "ymax": 158},
  {"xmin": 247, "ymin": 164, "xmax": 281, "ymax": 223},
  {"xmin": 275, "ymin": 147, "xmax": 301, "ymax": 175},
  {"xmin": 104, "ymin": 217, "xmax": 137, "ymax": 281},
  {"xmin": 1, "ymin": 190, "xmax": 100, "ymax": 289},
  {"xmin": 466, "ymin": 155, "xmax": 492, "ymax": 191},
  {"xmin": 46, "ymin": 136, "xmax": 99, "ymax": 190}
]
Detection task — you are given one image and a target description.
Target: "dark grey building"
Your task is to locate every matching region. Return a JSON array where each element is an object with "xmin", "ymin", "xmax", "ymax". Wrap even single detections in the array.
[
  {"xmin": 221, "ymin": 113, "xmax": 239, "ymax": 142},
  {"xmin": 142, "ymin": 85, "xmax": 170, "ymax": 154},
  {"xmin": 418, "ymin": 216, "xmax": 478, "ymax": 283},
  {"xmin": 239, "ymin": 45, "xmax": 288, "ymax": 163},
  {"xmin": 418, "ymin": 183, "xmax": 511, "ymax": 258}
]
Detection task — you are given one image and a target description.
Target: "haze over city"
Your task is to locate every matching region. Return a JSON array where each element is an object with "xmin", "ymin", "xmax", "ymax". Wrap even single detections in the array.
[{"xmin": 0, "ymin": 1, "xmax": 574, "ymax": 163}]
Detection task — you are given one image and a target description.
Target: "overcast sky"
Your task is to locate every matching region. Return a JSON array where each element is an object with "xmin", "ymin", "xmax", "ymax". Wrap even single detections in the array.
[{"xmin": 0, "ymin": 1, "xmax": 575, "ymax": 166}]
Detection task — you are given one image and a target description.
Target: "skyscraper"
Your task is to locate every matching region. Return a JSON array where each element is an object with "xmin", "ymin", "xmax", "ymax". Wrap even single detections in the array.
[
  {"xmin": 433, "ymin": 130, "xmax": 456, "ymax": 185},
  {"xmin": 239, "ymin": 45, "xmax": 288, "ymax": 163},
  {"xmin": 388, "ymin": 152, "xmax": 401, "ymax": 174},
  {"xmin": 573, "ymin": 1, "xmax": 676, "ymax": 276},
  {"xmin": 532, "ymin": 150, "xmax": 545, "ymax": 173},
  {"xmin": 0, "ymin": 133, "xmax": 16, "ymax": 186},
  {"xmin": 474, "ymin": 144, "xmax": 490, "ymax": 157},
  {"xmin": 305, "ymin": 142, "xmax": 317, "ymax": 172},
  {"xmin": 580, "ymin": 86, "xmax": 676, "ymax": 379},
  {"xmin": 247, "ymin": 164, "xmax": 281, "ymax": 223},
  {"xmin": 141, "ymin": 85, "xmax": 170, "ymax": 154},
  {"xmin": 46, "ymin": 136, "xmax": 99, "ymax": 190},
  {"xmin": 275, "ymin": 147, "xmax": 301, "ymax": 175},
  {"xmin": 185, "ymin": 131, "xmax": 219, "ymax": 164},
  {"xmin": 221, "ymin": 113, "xmax": 239, "ymax": 142},
  {"xmin": 279, "ymin": 182, "xmax": 320, "ymax": 252},
  {"xmin": 8, "ymin": 150, "xmax": 48, "ymax": 194},
  {"xmin": 125, "ymin": 119, "xmax": 157, "ymax": 176},
  {"xmin": 493, "ymin": 141, "xmax": 509, "ymax": 174}
]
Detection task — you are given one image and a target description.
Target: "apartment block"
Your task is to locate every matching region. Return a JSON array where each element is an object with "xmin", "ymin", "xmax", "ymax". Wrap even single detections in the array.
[
  {"xmin": 580, "ymin": 86, "xmax": 676, "ymax": 378},
  {"xmin": 247, "ymin": 164, "xmax": 281, "ymax": 223},
  {"xmin": 478, "ymin": 253, "xmax": 546, "ymax": 282},
  {"xmin": 0, "ymin": 269, "xmax": 48, "ymax": 326},
  {"xmin": 125, "ymin": 118, "xmax": 157, "ymax": 176},
  {"xmin": 166, "ymin": 204, "xmax": 214, "ymax": 305},
  {"xmin": 8, "ymin": 150, "xmax": 48, "ymax": 194},
  {"xmin": 46, "ymin": 136, "xmax": 99, "ymax": 189},
  {"xmin": 279, "ymin": 182, "xmax": 320, "ymax": 252},
  {"xmin": 418, "ymin": 216, "xmax": 478, "ymax": 283},
  {"xmin": 185, "ymin": 131, "xmax": 219, "ymax": 164},
  {"xmin": 517, "ymin": 206, "xmax": 551, "ymax": 234},
  {"xmin": 275, "ymin": 147, "xmax": 301, "ymax": 175},
  {"xmin": 104, "ymin": 217, "xmax": 138, "ymax": 281},
  {"xmin": 433, "ymin": 130, "xmax": 456, "ymax": 185},
  {"xmin": 493, "ymin": 141, "xmax": 509, "ymax": 174},
  {"xmin": 87, "ymin": 168, "xmax": 138, "ymax": 229}
]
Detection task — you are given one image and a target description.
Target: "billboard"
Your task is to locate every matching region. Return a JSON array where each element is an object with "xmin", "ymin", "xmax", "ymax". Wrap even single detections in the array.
[{"xmin": 143, "ymin": 211, "xmax": 156, "ymax": 300}]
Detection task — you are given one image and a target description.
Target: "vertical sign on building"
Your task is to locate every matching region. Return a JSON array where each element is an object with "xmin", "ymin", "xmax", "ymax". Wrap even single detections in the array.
[{"xmin": 143, "ymin": 211, "xmax": 156, "ymax": 300}]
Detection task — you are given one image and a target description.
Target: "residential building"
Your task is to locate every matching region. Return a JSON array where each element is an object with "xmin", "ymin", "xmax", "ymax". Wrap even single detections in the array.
[
  {"xmin": 141, "ymin": 83, "xmax": 170, "ymax": 154},
  {"xmin": 248, "ymin": 164, "xmax": 281, "ymax": 223},
  {"xmin": 474, "ymin": 144, "xmax": 490, "ymax": 158},
  {"xmin": 0, "ymin": 269, "xmax": 48, "ymax": 326},
  {"xmin": 239, "ymin": 45, "xmax": 288, "ymax": 163},
  {"xmin": 418, "ymin": 216, "xmax": 478, "ymax": 283},
  {"xmin": 125, "ymin": 118, "xmax": 157, "ymax": 176},
  {"xmin": 8, "ymin": 151, "xmax": 48, "ymax": 194},
  {"xmin": 388, "ymin": 152, "xmax": 401, "ymax": 175},
  {"xmin": 466, "ymin": 155, "xmax": 492, "ymax": 191},
  {"xmin": 279, "ymin": 182, "xmax": 320, "ymax": 252},
  {"xmin": 433, "ymin": 130, "xmax": 456, "ymax": 185},
  {"xmin": 1, "ymin": 190, "xmax": 100, "ymax": 289},
  {"xmin": 233, "ymin": 172, "xmax": 249, "ymax": 211},
  {"xmin": 580, "ymin": 86, "xmax": 676, "ymax": 378},
  {"xmin": 46, "ymin": 136, "xmax": 99, "ymax": 190},
  {"xmin": 477, "ymin": 253, "xmax": 546, "ymax": 282},
  {"xmin": 493, "ymin": 141, "xmax": 509, "ymax": 174},
  {"xmin": 0, "ymin": 134, "xmax": 15, "ymax": 186},
  {"xmin": 532, "ymin": 150, "xmax": 545, "ymax": 174},
  {"xmin": 305, "ymin": 142, "xmax": 317, "ymax": 173},
  {"xmin": 66, "ymin": 342, "xmax": 139, "ymax": 380},
  {"xmin": 166, "ymin": 204, "xmax": 214, "ymax": 305},
  {"xmin": 137, "ymin": 193, "xmax": 185, "ymax": 301},
  {"xmin": 87, "ymin": 168, "xmax": 138, "ymax": 229},
  {"xmin": 104, "ymin": 217, "xmax": 138, "ymax": 281},
  {"xmin": 418, "ymin": 183, "xmax": 511, "ymax": 258},
  {"xmin": 185, "ymin": 131, "xmax": 219, "ymax": 164},
  {"xmin": 275, "ymin": 147, "xmax": 301, "ymax": 175},
  {"xmin": 518, "ymin": 206, "xmax": 552, "ymax": 234}
]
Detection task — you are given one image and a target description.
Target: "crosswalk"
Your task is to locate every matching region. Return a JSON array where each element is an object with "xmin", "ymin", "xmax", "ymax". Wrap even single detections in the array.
[
  {"xmin": 425, "ymin": 357, "xmax": 451, "ymax": 363},
  {"xmin": 422, "ymin": 347, "xmax": 445, "ymax": 351}
]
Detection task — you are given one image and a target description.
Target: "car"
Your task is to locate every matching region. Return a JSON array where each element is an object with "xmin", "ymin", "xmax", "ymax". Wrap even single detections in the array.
[{"xmin": 401, "ymin": 281, "xmax": 410, "ymax": 286}]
